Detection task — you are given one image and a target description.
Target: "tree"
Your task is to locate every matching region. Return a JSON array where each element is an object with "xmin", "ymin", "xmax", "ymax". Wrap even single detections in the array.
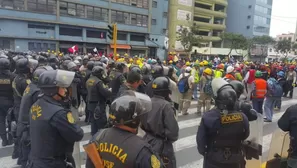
[
  {"xmin": 220, "ymin": 32, "xmax": 248, "ymax": 56},
  {"xmin": 274, "ymin": 39, "xmax": 292, "ymax": 58},
  {"xmin": 176, "ymin": 16, "xmax": 202, "ymax": 56},
  {"xmin": 252, "ymin": 35, "xmax": 275, "ymax": 57}
]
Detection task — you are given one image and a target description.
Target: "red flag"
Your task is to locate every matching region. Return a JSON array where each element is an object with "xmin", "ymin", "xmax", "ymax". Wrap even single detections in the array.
[{"xmin": 68, "ymin": 45, "xmax": 78, "ymax": 53}]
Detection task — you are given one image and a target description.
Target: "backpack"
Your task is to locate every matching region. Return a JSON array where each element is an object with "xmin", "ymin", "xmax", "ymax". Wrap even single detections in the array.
[
  {"xmin": 267, "ymin": 78, "xmax": 283, "ymax": 97},
  {"xmin": 204, "ymin": 78, "xmax": 213, "ymax": 96},
  {"xmin": 177, "ymin": 75, "xmax": 190, "ymax": 93}
]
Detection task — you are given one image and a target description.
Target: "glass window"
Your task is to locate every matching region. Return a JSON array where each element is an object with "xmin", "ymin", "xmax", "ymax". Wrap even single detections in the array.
[
  {"xmin": 94, "ymin": 7, "xmax": 101, "ymax": 20},
  {"xmin": 28, "ymin": 0, "xmax": 37, "ymax": 11},
  {"xmin": 43, "ymin": 43, "xmax": 48, "ymax": 49},
  {"xmin": 163, "ymin": 12, "xmax": 168, "ymax": 17},
  {"xmin": 87, "ymin": 30, "xmax": 106, "ymax": 38},
  {"xmin": 60, "ymin": 27, "xmax": 82, "ymax": 36},
  {"xmin": 131, "ymin": 34, "xmax": 145, "ymax": 42},
  {"xmin": 151, "ymin": 19, "xmax": 156, "ymax": 25},
  {"xmin": 50, "ymin": 43, "xmax": 56, "ymax": 50},
  {"xmin": 27, "ymin": 0, "xmax": 56, "ymax": 14},
  {"xmin": 28, "ymin": 42, "xmax": 35, "ymax": 50},
  {"xmin": 117, "ymin": 33, "xmax": 127, "ymax": 40},
  {"xmin": 152, "ymin": 1, "xmax": 157, "ymax": 8},
  {"xmin": 59, "ymin": 2, "xmax": 67, "ymax": 15},
  {"xmin": 131, "ymin": 14, "xmax": 137, "ymax": 25},
  {"xmin": 142, "ymin": 15, "xmax": 148, "ymax": 27},
  {"xmin": 142, "ymin": 0, "xmax": 148, "ymax": 8},
  {"xmin": 136, "ymin": 0, "xmax": 142, "ymax": 8},
  {"xmin": 37, "ymin": 0, "xmax": 47, "ymax": 12},
  {"xmin": 111, "ymin": 10, "xmax": 117, "ymax": 22},
  {"xmin": 124, "ymin": 12, "xmax": 130, "ymax": 24},
  {"xmin": 86, "ymin": 6, "xmax": 94, "ymax": 19},
  {"xmin": 1, "ymin": 0, "xmax": 13, "ymax": 9},
  {"xmin": 123, "ymin": 0, "xmax": 130, "ymax": 5},
  {"xmin": 76, "ymin": 4, "xmax": 85, "ymax": 18},
  {"xmin": 13, "ymin": 0, "xmax": 25, "ymax": 10},
  {"xmin": 136, "ymin": 15, "xmax": 142, "ymax": 26},
  {"xmin": 102, "ymin": 8, "xmax": 108, "ymax": 21}
]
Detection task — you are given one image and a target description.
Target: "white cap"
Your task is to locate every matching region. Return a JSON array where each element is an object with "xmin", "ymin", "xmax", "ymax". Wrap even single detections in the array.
[
  {"xmin": 185, "ymin": 67, "xmax": 192, "ymax": 73},
  {"xmin": 226, "ymin": 66, "xmax": 234, "ymax": 74}
]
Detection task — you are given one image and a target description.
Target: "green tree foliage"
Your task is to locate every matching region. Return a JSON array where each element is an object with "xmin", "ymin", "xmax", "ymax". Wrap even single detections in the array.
[
  {"xmin": 220, "ymin": 32, "xmax": 248, "ymax": 55},
  {"xmin": 275, "ymin": 39, "xmax": 292, "ymax": 57}
]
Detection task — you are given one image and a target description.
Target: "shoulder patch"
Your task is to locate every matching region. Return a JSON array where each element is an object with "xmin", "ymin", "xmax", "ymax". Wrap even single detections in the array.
[
  {"xmin": 26, "ymin": 79, "xmax": 31, "ymax": 85},
  {"xmin": 67, "ymin": 112, "xmax": 75, "ymax": 124},
  {"xmin": 23, "ymin": 86, "xmax": 30, "ymax": 96},
  {"xmin": 221, "ymin": 113, "xmax": 243, "ymax": 124},
  {"xmin": 151, "ymin": 155, "xmax": 161, "ymax": 168}
]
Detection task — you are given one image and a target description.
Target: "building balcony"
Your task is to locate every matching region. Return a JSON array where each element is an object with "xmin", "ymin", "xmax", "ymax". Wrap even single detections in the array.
[
  {"xmin": 197, "ymin": 0, "xmax": 228, "ymax": 6},
  {"xmin": 195, "ymin": 35, "xmax": 221, "ymax": 41},
  {"xmin": 194, "ymin": 21, "xmax": 226, "ymax": 30},
  {"xmin": 194, "ymin": 7, "xmax": 227, "ymax": 18}
]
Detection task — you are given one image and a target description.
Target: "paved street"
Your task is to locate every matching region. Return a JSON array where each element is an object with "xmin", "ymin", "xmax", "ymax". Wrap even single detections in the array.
[{"xmin": 0, "ymin": 96, "xmax": 296, "ymax": 168}]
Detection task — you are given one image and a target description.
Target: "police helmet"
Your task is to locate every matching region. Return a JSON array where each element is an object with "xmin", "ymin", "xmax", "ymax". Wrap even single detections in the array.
[
  {"xmin": 92, "ymin": 66, "xmax": 105, "ymax": 78},
  {"xmin": 108, "ymin": 60, "xmax": 115, "ymax": 69},
  {"xmin": 38, "ymin": 70, "xmax": 75, "ymax": 96},
  {"xmin": 82, "ymin": 56, "xmax": 89, "ymax": 65},
  {"xmin": 130, "ymin": 66, "xmax": 141, "ymax": 74},
  {"xmin": 212, "ymin": 78, "xmax": 237, "ymax": 111},
  {"xmin": 94, "ymin": 61, "xmax": 103, "ymax": 67},
  {"xmin": 142, "ymin": 64, "xmax": 151, "ymax": 75},
  {"xmin": 38, "ymin": 56, "xmax": 47, "ymax": 65},
  {"xmin": 87, "ymin": 61, "xmax": 95, "ymax": 70},
  {"xmin": 67, "ymin": 61, "xmax": 77, "ymax": 71},
  {"xmin": 0, "ymin": 52, "xmax": 8, "ymax": 59},
  {"xmin": 16, "ymin": 58, "xmax": 38, "ymax": 74},
  {"xmin": 61, "ymin": 60, "xmax": 71, "ymax": 70},
  {"xmin": 0, "ymin": 58, "xmax": 10, "ymax": 70},
  {"xmin": 152, "ymin": 76, "xmax": 170, "ymax": 94},
  {"xmin": 48, "ymin": 55, "xmax": 59, "ymax": 63},
  {"xmin": 151, "ymin": 65, "xmax": 163, "ymax": 79},
  {"xmin": 32, "ymin": 66, "xmax": 53, "ymax": 83},
  {"xmin": 229, "ymin": 80, "xmax": 244, "ymax": 98},
  {"xmin": 109, "ymin": 91, "xmax": 152, "ymax": 128},
  {"xmin": 62, "ymin": 55, "xmax": 72, "ymax": 61},
  {"xmin": 100, "ymin": 57, "xmax": 108, "ymax": 64},
  {"xmin": 115, "ymin": 62, "xmax": 127, "ymax": 72}
]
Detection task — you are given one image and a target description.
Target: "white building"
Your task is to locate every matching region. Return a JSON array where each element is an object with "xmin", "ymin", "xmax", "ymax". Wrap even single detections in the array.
[{"xmin": 276, "ymin": 33, "xmax": 296, "ymax": 43}]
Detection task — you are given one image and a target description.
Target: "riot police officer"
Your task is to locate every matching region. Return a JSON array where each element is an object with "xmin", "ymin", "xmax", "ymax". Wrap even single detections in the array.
[
  {"xmin": 86, "ymin": 66, "xmax": 112, "ymax": 136},
  {"xmin": 12, "ymin": 58, "xmax": 37, "ymax": 159},
  {"xmin": 140, "ymin": 76, "xmax": 179, "ymax": 168},
  {"xmin": 145, "ymin": 65, "xmax": 163, "ymax": 98},
  {"xmin": 17, "ymin": 66, "xmax": 53, "ymax": 168},
  {"xmin": 197, "ymin": 78, "xmax": 250, "ymax": 168},
  {"xmin": 28, "ymin": 70, "xmax": 84, "ymax": 168},
  {"xmin": 47, "ymin": 55, "xmax": 59, "ymax": 70},
  {"xmin": 228, "ymin": 80, "xmax": 257, "ymax": 121},
  {"xmin": 110, "ymin": 62, "xmax": 128, "ymax": 101},
  {"xmin": 0, "ymin": 58, "xmax": 14, "ymax": 146},
  {"xmin": 85, "ymin": 91, "xmax": 164, "ymax": 168}
]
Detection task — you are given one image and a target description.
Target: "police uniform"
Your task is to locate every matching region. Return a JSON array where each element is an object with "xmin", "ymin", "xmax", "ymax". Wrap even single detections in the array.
[
  {"xmin": 86, "ymin": 127, "xmax": 162, "ymax": 168},
  {"xmin": 110, "ymin": 71, "xmax": 126, "ymax": 101},
  {"xmin": 117, "ymin": 83, "xmax": 136, "ymax": 98},
  {"xmin": 234, "ymin": 100, "xmax": 257, "ymax": 121},
  {"xmin": 17, "ymin": 82, "xmax": 40, "ymax": 167},
  {"xmin": 0, "ymin": 69, "xmax": 14, "ymax": 146},
  {"xmin": 86, "ymin": 75, "xmax": 112, "ymax": 135},
  {"xmin": 29, "ymin": 95, "xmax": 84, "ymax": 168}
]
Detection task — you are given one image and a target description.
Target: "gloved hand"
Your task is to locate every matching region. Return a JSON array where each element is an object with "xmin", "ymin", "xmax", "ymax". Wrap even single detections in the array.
[{"xmin": 292, "ymin": 83, "xmax": 296, "ymax": 87}]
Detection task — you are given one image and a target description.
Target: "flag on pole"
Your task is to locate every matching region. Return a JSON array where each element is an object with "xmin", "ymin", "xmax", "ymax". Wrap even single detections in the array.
[
  {"xmin": 68, "ymin": 45, "xmax": 78, "ymax": 53},
  {"xmin": 93, "ymin": 47, "xmax": 98, "ymax": 53}
]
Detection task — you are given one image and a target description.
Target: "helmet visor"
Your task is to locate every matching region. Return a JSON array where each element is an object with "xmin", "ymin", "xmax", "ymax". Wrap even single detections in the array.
[{"xmin": 55, "ymin": 70, "xmax": 75, "ymax": 88}]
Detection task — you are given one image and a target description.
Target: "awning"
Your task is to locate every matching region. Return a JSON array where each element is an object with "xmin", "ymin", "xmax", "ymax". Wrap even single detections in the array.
[
  {"xmin": 110, "ymin": 44, "xmax": 131, "ymax": 49},
  {"xmin": 131, "ymin": 46, "xmax": 149, "ymax": 50}
]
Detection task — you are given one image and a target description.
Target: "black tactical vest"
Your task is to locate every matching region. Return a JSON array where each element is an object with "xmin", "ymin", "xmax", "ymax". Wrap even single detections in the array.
[
  {"xmin": 86, "ymin": 76, "xmax": 100, "ymax": 102},
  {"xmin": 110, "ymin": 71, "xmax": 122, "ymax": 97},
  {"xmin": 0, "ymin": 71, "xmax": 14, "ymax": 102},
  {"xmin": 95, "ymin": 128, "xmax": 148, "ymax": 168},
  {"xmin": 211, "ymin": 112, "xmax": 246, "ymax": 149},
  {"xmin": 30, "ymin": 96, "xmax": 68, "ymax": 159},
  {"xmin": 18, "ymin": 83, "xmax": 40, "ymax": 124},
  {"xmin": 12, "ymin": 74, "xmax": 29, "ymax": 106}
]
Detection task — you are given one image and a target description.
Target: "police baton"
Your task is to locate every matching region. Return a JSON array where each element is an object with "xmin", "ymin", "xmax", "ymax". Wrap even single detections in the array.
[{"xmin": 83, "ymin": 142, "xmax": 104, "ymax": 168}]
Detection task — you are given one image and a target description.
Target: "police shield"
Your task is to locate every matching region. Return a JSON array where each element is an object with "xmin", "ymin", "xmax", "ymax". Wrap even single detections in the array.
[
  {"xmin": 265, "ymin": 128, "xmax": 289, "ymax": 168},
  {"xmin": 245, "ymin": 112, "xmax": 263, "ymax": 168}
]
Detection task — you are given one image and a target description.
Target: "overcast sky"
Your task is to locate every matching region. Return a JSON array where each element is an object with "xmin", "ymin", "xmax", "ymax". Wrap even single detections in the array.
[{"xmin": 270, "ymin": 0, "xmax": 297, "ymax": 37}]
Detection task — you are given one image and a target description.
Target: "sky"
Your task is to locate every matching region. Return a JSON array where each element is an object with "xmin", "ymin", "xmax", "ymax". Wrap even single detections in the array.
[{"xmin": 270, "ymin": 0, "xmax": 297, "ymax": 37}]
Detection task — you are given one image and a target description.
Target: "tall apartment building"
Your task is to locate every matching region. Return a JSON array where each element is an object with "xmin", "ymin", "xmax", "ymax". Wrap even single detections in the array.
[
  {"xmin": 0, "ymin": 0, "xmax": 169, "ymax": 59},
  {"xmin": 168, "ymin": 0, "xmax": 228, "ymax": 52},
  {"xmin": 226, "ymin": 0, "xmax": 273, "ymax": 37}
]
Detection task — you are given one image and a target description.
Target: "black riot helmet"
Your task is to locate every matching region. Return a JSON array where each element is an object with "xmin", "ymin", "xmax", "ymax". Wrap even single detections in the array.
[
  {"xmin": 62, "ymin": 55, "xmax": 72, "ymax": 61},
  {"xmin": 38, "ymin": 70, "xmax": 75, "ymax": 97},
  {"xmin": 67, "ymin": 61, "xmax": 77, "ymax": 71},
  {"xmin": 109, "ymin": 91, "xmax": 152, "ymax": 129},
  {"xmin": 61, "ymin": 60, "xmax": 71, "ymax": 70},
  {"xmin": 212, "ymin": 78, "xmax": 237, "ymax": 111},
  {"xmin": 92, "ymin": 66, "xmax": 105, "ymax": 79},
  {"xmin": 38, "ymin": 56, "xmax": 47, "ymax": 66},
  {"xmin": 48, "ymin": 55, "xmax": 58, "ymax": 63},
  {"xmin": 94, "ymin": 61, "xmax": 103, "ymax": 67},
  {"xmin": 16, "ymin": 58, "xmax": 38, "ymax": 74},
  {"xmin": 152, "ymin": 76, "xmax": 171, "ymax": 97},
  {"xmin": 130, "ymin": 66, "xmax": 141, "ymax": 74},
  {"xmin": 87, "ymin": 61, "xmax": 95, "ymax": 70},
  {"xmin": 151, "ymin": 65, "xmax": 163, "ymax": 79},
  {"xmin": 229, "ymin": 80, "xmax": 244, "ymax": 98},
  {"xmin": 0, "ymin": 58, "xmax": 10, "ymax": 70},
  {"xmin": 82, "ymin": 56, "xmax": 89, "ymax": 65},
  {"xmin": 115, "ymin": 62, "xmax": 127, "ymax": 72},
  {"xmin": 108, "ymin": 60, "xmax": 115, "ymax": 69},
  {"xmin": 142, "ymin": 64, "xmax": 151, "ymax": 75},
  {"xmin": 32, "ymin": 66, "xmax": 53, "ymax": 83}
]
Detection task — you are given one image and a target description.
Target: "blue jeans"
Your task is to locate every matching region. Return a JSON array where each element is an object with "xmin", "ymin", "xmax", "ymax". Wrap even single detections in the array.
[
  {"xmin": 193, "ymin": 83, "xmax": 198, "ymax": 100},
  {"xmin": 275, "ymin": 99, "xmax": 282, "ymax": 109},
  {"xmin": 252, "ymin": 98, "xmax": 264, "ymax": 114},
  {"xmin": 264, "ymin": 97, "xmax": 277, "ymax": 121}
]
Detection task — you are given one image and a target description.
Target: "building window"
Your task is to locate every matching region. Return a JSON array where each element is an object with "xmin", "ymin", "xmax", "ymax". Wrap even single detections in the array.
[
  {"xmin": 28, "ymin": 24, "xmax": 55, "ymax": 30},
  {"xmin": 59, "ymin": 27, "xmax": 82, "ymax": 36},
  {"xmin": 246, "ymin": 26, "xmax": 250, "ymax": 29},
  {"xmin": 131, "ymin": 34, "xmax": 145, "ymax": 42},
  {"xmin": 86, "ymin": 6, "xmax": 108, "ymax": 21},
  {"xmin": 27, "ymin": 0, "xmax": 56, "ymax": 14},
  {"xmin": 152, "ymin": 1, "xmax": 157, "ymax": 8},
  {"xmin": 162, "ymin": 29, "xmax": 167, "ymax": 35},
  {"xmin": 111, "ymin": 10, "xmax": 130, "ymax": 24},
  {"xmin": 112, "ymin": 0, "xmax": 148, "ymax": 9},
  {"xmin": 163, "ymin": 12, "xmax": 168, "ymax": 17},
  {"xmin": 50, "ymin": 43, "xmax": 56, "ymax": 50},
  {"xmin": 0, "ymin": 0, "xmax": 25, "ymax": 10},
  {"xmin": 86, "ymin": 30, "xmax": 106, "ymax": 39},
  {"xmin": 151, "ymin": 19, "xmax": 156, "ymax": 25},
  {"xmin": 28, "ymin": 42, "xmax": 35, "ymax": 50},
  {"xmin": 117, "ymin": 33, "xmax": 127, "ymax": 40},
  {"xmin": 59, "ymin": 1, "xmax": 85, "ymax": 18},
  {"xmin": 43, "ymin": 43, "xmax": 48, "ymax": 49}
]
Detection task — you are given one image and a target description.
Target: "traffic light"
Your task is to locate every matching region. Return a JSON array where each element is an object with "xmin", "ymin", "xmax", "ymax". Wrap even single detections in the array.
[{"xmin": 107, "ymin": 24, "xmax": 117, "ymax": 43}]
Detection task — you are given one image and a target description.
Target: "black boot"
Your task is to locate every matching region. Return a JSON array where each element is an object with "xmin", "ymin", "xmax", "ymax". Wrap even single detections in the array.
[{"xmin": 0, "ymin": 134, "xmax": 8, "ymax": 147}]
